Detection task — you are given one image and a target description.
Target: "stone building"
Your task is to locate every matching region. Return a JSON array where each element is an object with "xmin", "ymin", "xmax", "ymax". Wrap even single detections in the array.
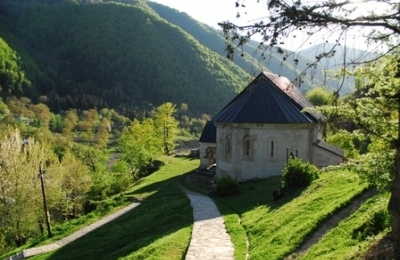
[{"xmin": 199, "ymin": 72, "xmax": 344, "ymax": 181}]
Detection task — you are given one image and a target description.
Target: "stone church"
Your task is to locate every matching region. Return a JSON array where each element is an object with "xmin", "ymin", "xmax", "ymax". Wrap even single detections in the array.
[{"xmin": 199, "ymin": 72, "xmax": 344, "ymax": 181}]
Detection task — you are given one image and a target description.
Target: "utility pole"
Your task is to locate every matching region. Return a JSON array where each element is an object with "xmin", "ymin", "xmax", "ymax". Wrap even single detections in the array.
[{"xmin": 39, "ymin": 165, "xmax": 52, "ymax": 238}]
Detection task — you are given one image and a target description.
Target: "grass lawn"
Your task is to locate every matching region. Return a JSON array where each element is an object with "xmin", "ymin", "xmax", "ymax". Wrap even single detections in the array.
[
  {"xmin": 28, "ymin": 156, "xmax": 199, "ymax": 260},
  {"xmin": 299, "ymin": 193, "xmax": 390, "ymax": 260},
  {"xmin": 212, "ymin": 170, "xmax": 373, "ymax": 260}
]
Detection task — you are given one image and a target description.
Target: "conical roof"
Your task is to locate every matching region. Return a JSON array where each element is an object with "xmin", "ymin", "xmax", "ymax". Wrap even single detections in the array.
[{"xmin": 213, "ymin": 72, "xmax": 323, "ymax": 124}]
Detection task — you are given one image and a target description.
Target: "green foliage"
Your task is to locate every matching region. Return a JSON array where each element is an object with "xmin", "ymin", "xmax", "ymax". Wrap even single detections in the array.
[
  {"xmin": 282, "ymin": 157, "xmax": 319, "ymax": 188},
  {"xmin": 216, "ymin": 175, "xmax": 239, "ymax": 196},
  {"xmin": 326, "ymin": 129, "xmax": 363, "ymax": 159},
  {"xmin": 352, "ymin": 209, "xmax": 390, "ymax": 242},
  {"xmin": 306, "ymin": 87, "xmax": 333, "ymax": 106},
  {"xmin": 118, "ymin": 118, "xmax": 163, "ymax": 175},
  {"xmin": 339, "ymin": 150, "xmax": 395, "ymax": 191},
  {"xmin": 0, "ymin": 128, "xmax": 61, "ymax": 247},
  {"xmin": 1, "ymin": 0, "xmax": 249, "ymax": 115},
  {"xmin": 0, "ymin": 38, "xmax": 31, "ymax": 94},
  {"xmin": 57, "ymin": 150, "xmax": 93, "ymax": 219},
  {"xmin": 154, "ymin": 102, "xmax": 179, "ymax": 155}
]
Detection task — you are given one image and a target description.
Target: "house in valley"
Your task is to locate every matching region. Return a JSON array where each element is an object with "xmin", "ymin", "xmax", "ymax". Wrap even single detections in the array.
[{"xmin": 199, "ymin": 72, "xmax": 344, "ymax": 181}]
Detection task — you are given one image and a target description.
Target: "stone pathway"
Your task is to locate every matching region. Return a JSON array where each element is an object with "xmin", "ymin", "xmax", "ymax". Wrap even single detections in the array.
[{"xmin": 184, "ymin": 191, "xmax": 235, "ymax": 260}]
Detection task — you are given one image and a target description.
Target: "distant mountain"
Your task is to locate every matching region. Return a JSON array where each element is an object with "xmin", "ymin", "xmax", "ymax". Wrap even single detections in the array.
[
  {"xmin": 0, "ymin": 0, "xmax": 249, "ymax": 116},
  {"xmin": 148, "ymin": 1, "xmax": 357, "ymax": 94},
  {"xmin": 298, "ymin": 43, "xmax": 379, "ymax": 94},
  {"xmin": 0, "ymin": 0, "xmax": 362, "ymax": 118}
]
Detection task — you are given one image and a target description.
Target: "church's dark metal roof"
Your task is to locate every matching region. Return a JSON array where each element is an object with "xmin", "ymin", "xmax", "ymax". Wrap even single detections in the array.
[
  {"xmin": 199, "ymin": 121, "xmax": 216, "ymax": 143},
  {"xmin": 213, "ymin": 72, "xmax": 324, "ymax": 124}
]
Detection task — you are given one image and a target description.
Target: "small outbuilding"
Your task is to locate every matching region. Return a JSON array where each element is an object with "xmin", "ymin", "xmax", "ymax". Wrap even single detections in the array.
[{"xmin": 199, "ymin": 72, "xmax": 344, "ymax": 181}]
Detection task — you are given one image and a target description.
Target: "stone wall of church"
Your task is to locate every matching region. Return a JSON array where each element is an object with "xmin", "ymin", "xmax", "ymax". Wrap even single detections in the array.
[
  {"xmin": 199, "ymin": 142, "xmax": 216, "ymax": 168},
  {"xmin": 216, "ymin": 123, "xmax": 317, "ymax": 181}
]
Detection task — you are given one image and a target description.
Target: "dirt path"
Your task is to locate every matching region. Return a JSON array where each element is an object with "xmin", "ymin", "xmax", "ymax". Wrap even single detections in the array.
[{"xmin": 286, "ymin": 188, "xmax": 378, "ymax": 259}]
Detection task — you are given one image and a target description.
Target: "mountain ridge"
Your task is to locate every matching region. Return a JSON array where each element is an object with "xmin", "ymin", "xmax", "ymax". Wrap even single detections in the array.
[{"xmin": 0, "ymin": 0, "xmax": 360, "ymax": 117}]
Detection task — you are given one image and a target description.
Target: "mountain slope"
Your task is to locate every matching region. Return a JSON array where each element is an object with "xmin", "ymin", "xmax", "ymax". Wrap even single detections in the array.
[{"xmin": 0, "ymin": 0, "xmax": 250, "ymax": 116}]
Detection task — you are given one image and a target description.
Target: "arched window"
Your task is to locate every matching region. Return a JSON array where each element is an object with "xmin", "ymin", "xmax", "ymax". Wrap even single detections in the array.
[
  {"xmin": 246, "ymin": 139, "xmax": 251, "ymax": 156},
  {"xmin": 243, "ymin": 135, "xmax": 253, "ymax": 159}
]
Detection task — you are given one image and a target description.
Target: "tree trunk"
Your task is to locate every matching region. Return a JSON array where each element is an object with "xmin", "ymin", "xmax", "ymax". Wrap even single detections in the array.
[{"xmin": 388, "ymin": 97, "xmax": 400, "ymax": 257}]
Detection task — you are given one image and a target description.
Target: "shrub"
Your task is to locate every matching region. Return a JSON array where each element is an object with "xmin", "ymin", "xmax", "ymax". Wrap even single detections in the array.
[
  {"xmin": 352, "ymin": 210, "xmax": 390, "ymax": 241},
  {"xmin": 216, "ymin": 175, "xmax": 239, "ymax": 196},
  {"xmin": 282, "ymin": 157, "xmax": 319, "ymax": 188}
]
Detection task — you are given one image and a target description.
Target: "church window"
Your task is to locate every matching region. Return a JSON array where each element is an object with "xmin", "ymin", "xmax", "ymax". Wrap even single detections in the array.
[
  {"xmin": 243, "ymin": 135, "xmax": 252, "ymax": 157},
  {"xmin": 225, "ymin": 136, "xmax": 231, "ymax": 157},
  {"xmin": 271, "ymin": 141, "xmax": 274, "ymax": 157}
]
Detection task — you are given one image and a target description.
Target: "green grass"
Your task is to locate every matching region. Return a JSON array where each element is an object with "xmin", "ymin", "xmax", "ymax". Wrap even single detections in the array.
[
  {"xmin": 299, "ymin": 193, "xmax": 390, "ymax": 260},
  {"xmin": 9, "ymin": 158, "xmax": 391, "ymax": 260},
  {"xmin": 26, "ymin": 156, "xmax": 199, "ymax": 260},
  {"xmin": 213, "ymin": 170, "xmax": 370, "ymax": 260}
]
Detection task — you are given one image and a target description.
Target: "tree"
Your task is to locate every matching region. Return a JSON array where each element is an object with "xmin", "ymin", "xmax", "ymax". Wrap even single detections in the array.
[
  {"xmin": 0, "ymin": 128, "xmax": 62, "ymax": 246},
  {"xmin": 57, "ymin": 150, "xmax": 92, "ymax": 219},
  {"xmin": 154, "ymin": 102, "xmax": 179, "ymax": 155},
  {"xmin": 118, "ymin": 118, "xmax": 163, "ymax": 177},
  {"xmin": 30, "ymin": 103, "xmax": 51, "ymax": 126},
  {"xmin": 220, "ymin": 1, "xmax": 400, "ymax": 255},
  {"xmin": 317, "ymin": 53, "xmax": 400, "ymax": 255},
  {"xmin": 306, "ymin": 87, "xmax": 333, "ymax": 106},
  {"xmin": 221, "ymin": 0, "xmax": 397, "ymax": 65}
]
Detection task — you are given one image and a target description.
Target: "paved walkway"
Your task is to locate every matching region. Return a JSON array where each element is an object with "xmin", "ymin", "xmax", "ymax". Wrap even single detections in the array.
[
  {"xmin": 7, "ymin": 202, "xmax": 140, "ymax": 260},
  {"xmin": 184, "ymin": 191, "xmax": 235, "ymax": 260}
]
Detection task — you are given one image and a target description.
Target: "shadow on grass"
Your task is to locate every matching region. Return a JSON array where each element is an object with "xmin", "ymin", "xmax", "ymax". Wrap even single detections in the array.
[
  {"xmin": 211, "ymin": 176, "xmax": 307, "ymax": 216},
  {"xmin": 42, "ymin": 170, "xmax": 195, "ymax": 260},
  {"xmin": 173, "ymin": 154, "xmax": 200, "ymax": 161}
]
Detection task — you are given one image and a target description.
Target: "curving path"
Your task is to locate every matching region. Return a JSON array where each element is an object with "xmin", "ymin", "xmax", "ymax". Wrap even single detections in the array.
[
  {"xmin": 7, "ymin": 203, "xmax": 140, "ymax": 260},
  {"xmin": 184, "ymin": 191, "xmax": 235, "ymax": 260}
]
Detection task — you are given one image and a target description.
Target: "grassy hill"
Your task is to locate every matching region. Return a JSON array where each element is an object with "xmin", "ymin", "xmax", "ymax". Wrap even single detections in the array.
[{"xmin": 6, "ymin": 156, "xmax": 390, "ymax": 260}]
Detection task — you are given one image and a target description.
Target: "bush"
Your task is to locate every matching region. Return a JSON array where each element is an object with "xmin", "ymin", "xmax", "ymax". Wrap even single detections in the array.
[
  {"xmin": 352, "ymin": 210, "xmax": 390, "ymax": 241},
  {"xmin": 216, "ymin": 175, "xmax": 239, "ymax": 196},
  {"xmin": 282, "ymin": 157, "xmax": 319, "ymax": 188}
]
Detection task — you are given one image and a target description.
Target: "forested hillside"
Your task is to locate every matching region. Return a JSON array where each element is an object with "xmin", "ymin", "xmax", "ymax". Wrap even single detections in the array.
[
  {"xmin": 0, "ymin": 0, "xmax": 250, "ymax": 116},
  {"xmin": 0, "ymin": 0, "xmax": 358, "ymax": 118},
  {"xmin": 148, "ymin": 1, "xmax": 357, "ymax": 94}
]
